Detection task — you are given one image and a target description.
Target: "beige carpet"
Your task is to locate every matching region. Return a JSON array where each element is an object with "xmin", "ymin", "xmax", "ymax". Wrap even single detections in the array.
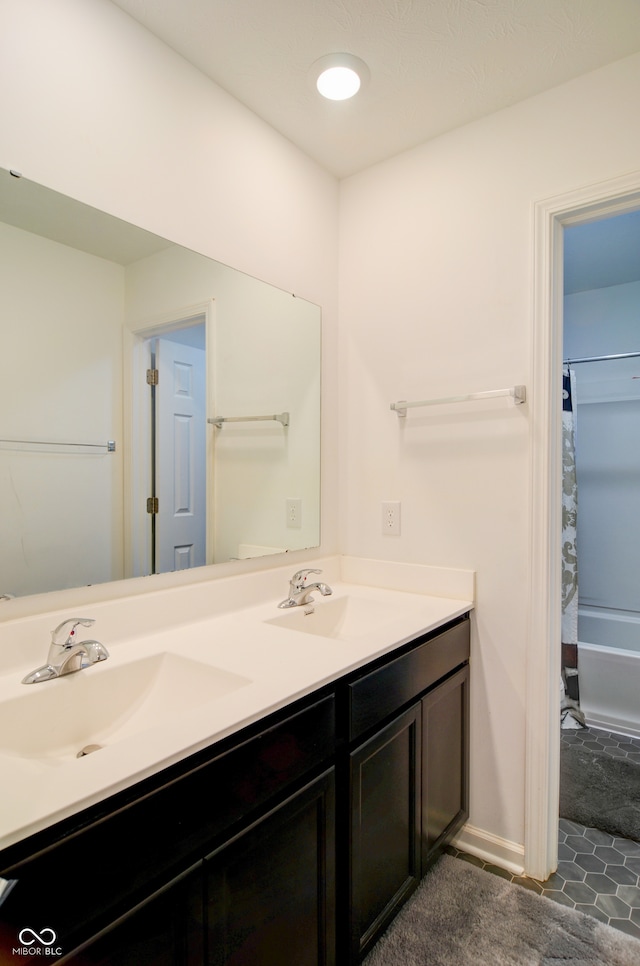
[{"xmin": 363, "ymin": 854, "xmax": 640, "ymax": 965}]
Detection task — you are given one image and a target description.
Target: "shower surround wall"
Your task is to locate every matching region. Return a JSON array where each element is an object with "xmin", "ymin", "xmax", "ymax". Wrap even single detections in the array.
[{"xmin": 564, "ymin": 279, "xmax": 640, "ymax": 734}]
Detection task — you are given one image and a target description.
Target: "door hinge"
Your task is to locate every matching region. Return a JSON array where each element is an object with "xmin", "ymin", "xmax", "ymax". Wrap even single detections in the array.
[
  {"xmin": 146, "ymin": 368, "xmax": 159, "ymax": 386},
  {"xmin": 146, "ymin": 496, "xmax": 159, "ymax": 515}
]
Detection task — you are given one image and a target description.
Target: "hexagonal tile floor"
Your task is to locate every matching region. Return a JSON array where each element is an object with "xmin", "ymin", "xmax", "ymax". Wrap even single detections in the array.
[
  {"xmin": 561, "ymin": 724, "xmax": 640, "ymax": 764},
  {"xmin": 448, "ymin": 726, "xmax": 640, "ymax": 940}
]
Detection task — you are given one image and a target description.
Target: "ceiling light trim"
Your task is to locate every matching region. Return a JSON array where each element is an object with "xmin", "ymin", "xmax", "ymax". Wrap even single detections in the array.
[{"xmin": 310, "ymin": 52, "xmax": 370, "ymax": 101}]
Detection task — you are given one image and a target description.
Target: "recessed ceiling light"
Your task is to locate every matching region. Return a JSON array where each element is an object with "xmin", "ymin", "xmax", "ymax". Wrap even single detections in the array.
[{"xmin": 311, "ymin": 53, "xmax": 369, "ymax": 101}]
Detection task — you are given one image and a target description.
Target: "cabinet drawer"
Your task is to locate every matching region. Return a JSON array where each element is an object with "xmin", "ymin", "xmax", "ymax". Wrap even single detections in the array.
[{"xmin": 347, "ymin": 618, "xmax": 469, "ymax": 740}]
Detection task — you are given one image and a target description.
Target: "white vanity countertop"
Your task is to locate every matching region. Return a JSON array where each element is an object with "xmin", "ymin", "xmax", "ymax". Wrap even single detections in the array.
[{"xmin": 0, "ymin": 558, "xmax": 473, "ymax": 853}]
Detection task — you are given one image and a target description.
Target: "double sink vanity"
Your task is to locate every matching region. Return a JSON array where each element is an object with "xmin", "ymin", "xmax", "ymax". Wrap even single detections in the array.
[{"xmin": 0, "ymin": 557, "xmax": 473, "ymax": 964}]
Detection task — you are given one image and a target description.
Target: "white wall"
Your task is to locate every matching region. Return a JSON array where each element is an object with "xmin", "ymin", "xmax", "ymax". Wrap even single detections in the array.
[
  {"xmin": 0, "ymin": 0, "xmax": 340, "ymax": 586},
  {"xmin": 339, "ymin": 53, "xmax": 640, "ymax": 855},
  {"xmin": 565, "ymin": 280, "xmax": 640, "ymax": 615},
  {"xmin": 0, "ymin": 221, "xmax": 125, "ymax": 595}
]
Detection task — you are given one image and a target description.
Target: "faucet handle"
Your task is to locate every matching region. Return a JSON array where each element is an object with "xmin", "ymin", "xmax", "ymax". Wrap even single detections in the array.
[
  {"xmin": 51, "ymin": 618, "xmax": 96, "ymax": 647},
  {"xmin": 291, "ymin": 568, "xmax": 321, "ymax": 589}
]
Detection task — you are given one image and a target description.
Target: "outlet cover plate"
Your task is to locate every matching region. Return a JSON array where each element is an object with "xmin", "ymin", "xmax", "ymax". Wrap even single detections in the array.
[{"xmin": 382, "ymin": 501, "xmax": 401, "ymax": 535}]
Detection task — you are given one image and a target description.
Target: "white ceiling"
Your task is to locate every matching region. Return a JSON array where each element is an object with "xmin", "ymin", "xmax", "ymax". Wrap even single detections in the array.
[{"xmin": 110, "ymin": 0, "xmax": 640, "ymax": 179}]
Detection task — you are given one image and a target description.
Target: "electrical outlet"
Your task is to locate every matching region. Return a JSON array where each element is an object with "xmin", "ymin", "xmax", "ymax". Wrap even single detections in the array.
[
  {"xmin": 286, "ymin": 498, "xmax": 302, "ymax": 529},
  {"xmin": 382, "ymin": 501, "xmax": 401, "ymax": 535}
]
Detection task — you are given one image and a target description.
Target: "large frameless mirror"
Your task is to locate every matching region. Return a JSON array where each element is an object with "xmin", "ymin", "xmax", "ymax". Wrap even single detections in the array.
[{"xmin": 0, "ymin": 168, "xmax": 321, "ymax": 598}]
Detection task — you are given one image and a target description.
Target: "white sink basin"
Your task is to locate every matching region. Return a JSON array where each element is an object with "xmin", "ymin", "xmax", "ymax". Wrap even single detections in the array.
[
  {"xmin": 0, "ymin": 653, "xmax": 251, "ymax": 761},
  {"xmin": 266, "ymin": 595, "xmax": 405, "ymax": 641}
]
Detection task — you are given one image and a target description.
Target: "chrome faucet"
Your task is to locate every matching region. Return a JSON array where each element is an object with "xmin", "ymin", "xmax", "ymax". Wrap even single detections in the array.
[
  {"xmin": 22, "ymin": 618, "xmax": 109, "ymax": 685},
  {"xmin": 278, "ymin": 569, "xmax": 333, "ymax": 609}
]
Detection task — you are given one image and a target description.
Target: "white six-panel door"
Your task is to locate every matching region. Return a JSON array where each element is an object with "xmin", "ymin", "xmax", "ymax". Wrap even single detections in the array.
[{"xmin": 155, "ymin": 337, "xmax": 206, "ymax": 573}]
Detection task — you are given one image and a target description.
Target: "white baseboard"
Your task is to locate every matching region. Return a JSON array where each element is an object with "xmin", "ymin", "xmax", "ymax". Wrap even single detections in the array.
[{"xmin": 451, "ymin": 823, "xmax": 525, "ymax": 877}]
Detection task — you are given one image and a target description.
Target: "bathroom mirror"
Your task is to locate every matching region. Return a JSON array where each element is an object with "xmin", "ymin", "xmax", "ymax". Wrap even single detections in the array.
[{"xmin": 0, "ymin": 168, "xmax": 320, "ymax": 598}]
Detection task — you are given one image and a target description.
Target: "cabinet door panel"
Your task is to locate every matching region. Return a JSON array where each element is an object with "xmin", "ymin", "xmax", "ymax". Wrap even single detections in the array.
[
  {"xmin": 422, "ymin": 664, "xmax": 469, "ymax": 867},
  {"xmin": 62, "ymin": 866, "xmax": 204, "ymax": 966},
  {"xmin": 205, "ymin": 770, "xmax": 335, "ymax": 966},
  {"xmin": 349, "ymin": 704, "xmax": 421, "ymax": 961}
]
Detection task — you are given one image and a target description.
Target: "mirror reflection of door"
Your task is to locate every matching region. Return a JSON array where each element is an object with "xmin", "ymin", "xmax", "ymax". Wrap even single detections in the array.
[{"xmin": 149, "ymin": 323, "xmax": 206, "ymax": 573}]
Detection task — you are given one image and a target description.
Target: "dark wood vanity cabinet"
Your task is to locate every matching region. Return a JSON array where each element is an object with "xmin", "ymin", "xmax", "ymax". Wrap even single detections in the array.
[
  {"xmin": 54, "ymin": 770, "xmax": 337, "ymax": 966},
  {"xmin": 342, "ymin": 617, "xmax": 470, "ymax": 962},
  {"xmin": 0, "ymin": 692, "xmax": 336, "ymax": 965},
  {"xmin": 0, "ymin": 613, "xmax": 469, "ymax": 966}
]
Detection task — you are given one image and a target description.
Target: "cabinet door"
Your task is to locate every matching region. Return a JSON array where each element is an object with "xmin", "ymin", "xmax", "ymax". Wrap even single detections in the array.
[
  {"xmin": 348, "ymin": 704, "xmax": 421, "ymax": 963},
  {"xmin": 61, "ymin": 865, "xmax": 204, "ymax": 965},
  {"xmin": 421, "ymin": 664, "xmax": 469, "ymax": 868},
  {"xmin": 204, "ymin": 769, "xmax": 335, "ymax": 966}
]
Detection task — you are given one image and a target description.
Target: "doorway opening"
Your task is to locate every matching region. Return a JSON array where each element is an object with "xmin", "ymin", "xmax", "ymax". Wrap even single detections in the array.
[
  {"xmin": 556, "ymin": 210, "xmax": 640, "ymax": 916},
  {"xmin": 527, "ymin": 172, "xmax": 640, "ymax": 884}
]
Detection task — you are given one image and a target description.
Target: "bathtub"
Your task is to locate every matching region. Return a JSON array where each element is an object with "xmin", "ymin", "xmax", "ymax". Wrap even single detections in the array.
[{"xmin": 578, "ymin": 608, "xmax": 640, "ymax": 738}]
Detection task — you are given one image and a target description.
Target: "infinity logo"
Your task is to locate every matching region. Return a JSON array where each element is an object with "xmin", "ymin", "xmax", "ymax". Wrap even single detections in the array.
[{"xmin": 18, "ymin": 928, "xmax": 57, "ymax": 946}]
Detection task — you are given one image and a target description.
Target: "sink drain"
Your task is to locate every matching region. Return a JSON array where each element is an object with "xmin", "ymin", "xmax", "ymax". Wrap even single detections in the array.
[{"xmin": 76, "ymin": 743, "xmax": 103, "ymax": 758}]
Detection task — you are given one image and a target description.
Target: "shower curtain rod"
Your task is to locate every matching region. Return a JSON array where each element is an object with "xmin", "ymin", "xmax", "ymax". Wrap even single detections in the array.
[{"xmin": 563, "ymin": 350, "xmax": 640, "ymax": 365}]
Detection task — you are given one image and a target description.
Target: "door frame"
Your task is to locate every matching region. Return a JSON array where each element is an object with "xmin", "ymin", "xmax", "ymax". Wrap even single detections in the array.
[
  {"xmin": 526, "ymin": 171, "xmax": 640, "ymax": 880},
  {"xmin": 123, "ymin": 300, "xmax": 215, "ymax": 578}
]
